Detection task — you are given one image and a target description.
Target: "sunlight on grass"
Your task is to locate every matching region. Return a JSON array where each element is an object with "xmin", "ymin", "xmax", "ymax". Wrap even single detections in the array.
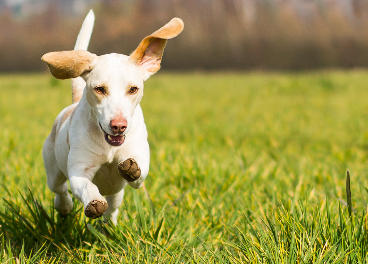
[{"xmin": 1, "ymin": 71, "xmax": 368, "ymax": 262}]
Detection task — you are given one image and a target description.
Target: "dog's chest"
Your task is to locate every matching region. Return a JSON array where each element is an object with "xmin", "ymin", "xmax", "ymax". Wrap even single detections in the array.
[
  {"xmin": 92, "ymin": 161, "xmax": 127, "ymax": 196},
  {"xmin": 106, "ymin": 147, "xmax": 116, "ymax": 164}
]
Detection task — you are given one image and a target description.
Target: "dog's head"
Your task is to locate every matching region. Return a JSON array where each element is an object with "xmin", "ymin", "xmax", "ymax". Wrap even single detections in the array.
[{"xmin": 42, "ymin": 18, "xmax": 183, "ymax": 147}]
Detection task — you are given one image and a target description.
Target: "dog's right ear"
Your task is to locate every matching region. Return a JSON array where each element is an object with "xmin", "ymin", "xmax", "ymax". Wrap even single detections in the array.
[{"xmin": 42, "ymin": 50, "xmax": 97, "ymax": 80}]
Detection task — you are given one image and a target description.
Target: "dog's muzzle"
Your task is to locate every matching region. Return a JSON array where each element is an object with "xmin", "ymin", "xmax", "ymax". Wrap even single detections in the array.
[{"xmin": 99, "ymin": 123, "xmax": 125, "ymax": 146}]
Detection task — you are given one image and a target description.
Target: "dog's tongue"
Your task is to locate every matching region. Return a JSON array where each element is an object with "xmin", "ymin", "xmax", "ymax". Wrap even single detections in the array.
[
  {"xmin": 110, "ymin": 135, "xmax": 122, "ymax": 141},
  {"xmin": 106, "ymin": 134, "xmax": 125, "ymax": 146}
]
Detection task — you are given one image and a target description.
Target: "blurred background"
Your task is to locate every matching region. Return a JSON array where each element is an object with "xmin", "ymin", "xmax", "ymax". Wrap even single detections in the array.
[{"xmin": 1, "ymin": 0, "xmax": 368, "ymax": 72}]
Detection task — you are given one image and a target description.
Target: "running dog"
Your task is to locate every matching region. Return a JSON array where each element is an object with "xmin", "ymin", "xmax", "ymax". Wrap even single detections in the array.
[{"xmin": 41, "ymin": 10, "xmax": 184, "ymax": 224}]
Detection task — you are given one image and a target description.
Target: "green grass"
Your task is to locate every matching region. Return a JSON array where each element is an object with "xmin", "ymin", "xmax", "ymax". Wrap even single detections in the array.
[{"xmin": 1, "ymin": 71, "xmax": 368, "ymax": 262}]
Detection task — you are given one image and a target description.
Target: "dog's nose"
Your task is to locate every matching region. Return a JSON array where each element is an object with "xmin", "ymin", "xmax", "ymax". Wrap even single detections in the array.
[{"xmin": 110, "ymin": 118, "xmax": 127, "ymax": 134}]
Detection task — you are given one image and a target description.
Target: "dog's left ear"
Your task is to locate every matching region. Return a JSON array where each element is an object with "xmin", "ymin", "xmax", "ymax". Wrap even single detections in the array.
[{"xmin": 130, "ymin": 18, "xmax": 184, "ymax": 80}]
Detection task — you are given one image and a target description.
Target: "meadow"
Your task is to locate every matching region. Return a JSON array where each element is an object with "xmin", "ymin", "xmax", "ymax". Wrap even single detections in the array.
[{"xmin": 1, "ymin": 71, "xmax": 368, "ymax": 262}]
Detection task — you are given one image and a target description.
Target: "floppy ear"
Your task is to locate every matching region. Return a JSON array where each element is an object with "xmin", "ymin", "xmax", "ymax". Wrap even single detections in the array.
[
  {"xmin": 130, "ymin": 18, "xmax": 184, "ymax": 79},
  {"xmin": 41, "ymin": 50, "xmax": 97, "ymax": 79}
]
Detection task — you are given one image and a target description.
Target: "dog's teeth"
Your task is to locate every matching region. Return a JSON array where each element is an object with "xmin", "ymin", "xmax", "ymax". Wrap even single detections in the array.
[{"xmin": 108, "ymin": 135, "xmax": 112, "ymax": 141}]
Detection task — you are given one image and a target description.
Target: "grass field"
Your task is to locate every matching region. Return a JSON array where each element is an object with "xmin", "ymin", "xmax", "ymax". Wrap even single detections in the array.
[{"xmin": 1, "ymin": 71, "xmax": 368, "ymax": 262}]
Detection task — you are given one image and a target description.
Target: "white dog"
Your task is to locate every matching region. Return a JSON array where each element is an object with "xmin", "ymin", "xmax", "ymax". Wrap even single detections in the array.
[{"xmin": 41, "ymin": 10, "xmax": 184, "ymax": 224}]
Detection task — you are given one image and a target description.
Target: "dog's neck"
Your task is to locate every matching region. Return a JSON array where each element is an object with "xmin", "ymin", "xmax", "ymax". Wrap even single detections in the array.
[{"xmin": 77, "ymin": 88, "xmax": 97, "ymax": 124}]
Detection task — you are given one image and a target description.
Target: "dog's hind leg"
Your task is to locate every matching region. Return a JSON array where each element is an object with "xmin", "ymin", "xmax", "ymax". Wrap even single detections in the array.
[
  {"xmin": 104, "ymin": 189, "xmax": 125, "ymax": 225},
  {"xmin": 43, "ymin": 136, "xmax": 73, "ymax": 217},
  {"xmin": 51, "ymin": 176, "xmax": 73, "ymax": 217}
]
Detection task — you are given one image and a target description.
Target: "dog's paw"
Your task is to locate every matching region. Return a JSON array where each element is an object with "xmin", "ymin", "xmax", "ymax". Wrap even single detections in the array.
[
  {"xmin": 58, "ymin": 207, "xmax": 73, "ymax": 218},
  {"xmin": 54, "ymin": 193, "xmax": 73, "ymax": 218},
  {"xmin": 118, "ymin": 158, "xmax": 141, "ymax": 182},
  {"xmin": 84, "ymin": 200, "xmax": 108, "ymax": 219}
]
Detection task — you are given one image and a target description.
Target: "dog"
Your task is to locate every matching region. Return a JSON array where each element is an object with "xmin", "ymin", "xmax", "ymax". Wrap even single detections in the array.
[{"xmin": 41, "ymin": 10, "xmax": 184, "ymax": 224}]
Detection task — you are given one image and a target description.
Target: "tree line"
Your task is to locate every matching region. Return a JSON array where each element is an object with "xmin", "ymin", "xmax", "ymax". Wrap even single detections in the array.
[{"xmin": 1, "ymin": 0, "xmax": 368, "ymax": 72}]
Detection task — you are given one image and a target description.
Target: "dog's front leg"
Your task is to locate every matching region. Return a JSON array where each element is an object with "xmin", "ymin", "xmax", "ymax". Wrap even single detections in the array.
[
  {"xmin": 68, "ymin": 165, "xmax": 108, "ymax": 219},
  {"xmin": 116, "ymin": 136, "xmax": 150, "ymax": 190}
]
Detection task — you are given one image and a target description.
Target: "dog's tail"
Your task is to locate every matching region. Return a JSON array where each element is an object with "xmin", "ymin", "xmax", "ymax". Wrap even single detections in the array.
[{"xmin": 71, "ymin": 10, "xmax": 95, "ymax": 104}]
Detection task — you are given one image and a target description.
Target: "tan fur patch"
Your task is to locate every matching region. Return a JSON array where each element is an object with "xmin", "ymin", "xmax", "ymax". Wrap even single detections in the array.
[
  {"xmin": 49, "ymin": 115, "xmax": 61, "ymax": 144},
  {"xmin": 130, "ymin": 18, "xmax": 184, "ymax": 64},
  {"xmin": 71, "ymin": 77, "xmax": 86, "ymax": 104},
  {"xmin": 55, "ymin": 105, "xmax": 77, "ymax": 141},
  {"xmin": 66, "ymin": 104, "xmax": 77, "ymax": 148},
  {"xmin": 66, "ymin": 130, "xmax": 70, "ymax": 147},
  {"xmin": 42, "ymin": 50, "xmax": 97, "ymax": 80}
]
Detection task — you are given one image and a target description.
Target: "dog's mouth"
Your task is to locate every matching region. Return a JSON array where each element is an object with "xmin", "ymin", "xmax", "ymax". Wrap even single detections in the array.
[{"xmin": 99, "ymin": 123, "xmax": 125, "ymax": 147}]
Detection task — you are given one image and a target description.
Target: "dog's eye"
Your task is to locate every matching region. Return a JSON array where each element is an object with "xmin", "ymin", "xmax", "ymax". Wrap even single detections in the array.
[
  {"xmin": 94, "ymin": 86, "xmax": 106, "ymax": 95},
  {"xmin": 129, "ymin": 86, "xmax": 139, "ymax": 94}
]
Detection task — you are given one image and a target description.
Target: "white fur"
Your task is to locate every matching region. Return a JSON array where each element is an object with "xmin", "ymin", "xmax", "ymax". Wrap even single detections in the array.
[{"xmin": 43, "ymin": 11, "xmax": 155, "ymax": 224}]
